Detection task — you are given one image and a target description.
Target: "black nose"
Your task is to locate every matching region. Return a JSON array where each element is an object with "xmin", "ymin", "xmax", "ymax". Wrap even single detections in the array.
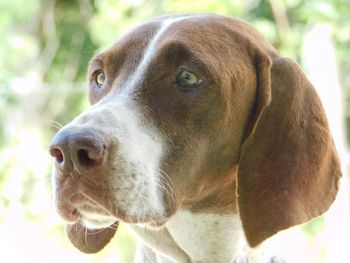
[{"xmin": 49, "ymin": 128, "xmax": 108, "ymax": 174}]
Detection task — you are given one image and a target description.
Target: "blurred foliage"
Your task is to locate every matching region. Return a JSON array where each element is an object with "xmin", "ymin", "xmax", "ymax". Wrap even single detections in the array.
[{"xmin": 0, "ymin": 0, "xmax": 350, "ymax": 262}]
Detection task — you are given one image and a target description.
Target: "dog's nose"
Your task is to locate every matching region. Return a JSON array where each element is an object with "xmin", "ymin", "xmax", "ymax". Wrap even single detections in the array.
[{"xmin": 49, "ymin": 128, "xmax": 108, "ymax": 174}]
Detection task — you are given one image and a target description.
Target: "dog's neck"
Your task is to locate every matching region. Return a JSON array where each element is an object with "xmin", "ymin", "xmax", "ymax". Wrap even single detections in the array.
[
  {"xmin": 131, "ymin": 209, "xmax": 245, "ymax": 263},
  {"xmin": 166, "ymin": 210, "xmax": 245, "ymax": 262}
]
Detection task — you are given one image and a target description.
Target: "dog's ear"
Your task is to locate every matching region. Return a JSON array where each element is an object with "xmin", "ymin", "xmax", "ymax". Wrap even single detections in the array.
[
  {"xmin": 66, "ymin": 222, "xmax": 118, "ymax": 253},
  {"xmin": 237, "ymin": 53, "xmax": 341, "ymax": 247}
]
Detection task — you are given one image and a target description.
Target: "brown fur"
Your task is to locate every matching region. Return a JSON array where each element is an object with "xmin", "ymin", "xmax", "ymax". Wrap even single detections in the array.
[
  {"xmin": 50, "ymin": 13, "xmax": 341, "ymax": 253},
  {"xmin": 238, "ymin": 56, "xmax": 341, "ymax": 246}
]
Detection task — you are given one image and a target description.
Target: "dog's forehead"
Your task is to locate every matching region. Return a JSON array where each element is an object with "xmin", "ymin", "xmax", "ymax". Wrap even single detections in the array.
[
  {"xmin": 119, "ymin": 14, "xmax": 221, "ymax": 41},
  {"xmin": 91, "ymin": 16, "xmax": 239, "ymax": 79},
  {"xmin": 99, "ymin": 14, "xmax": 242, "ymax": 59},
  {"xmin": 91, "ymin": 14, "xmax": 275, "ymax": 68}
]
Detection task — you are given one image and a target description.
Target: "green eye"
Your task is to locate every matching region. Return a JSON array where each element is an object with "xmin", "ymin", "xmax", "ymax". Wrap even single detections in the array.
[
  {"xmin": 95, "ymin": 72, "xmax": 105, "ymax": 88},
  {"xmin": 177, "ymin": 70, "xmax": 202, "ymax": 89}
]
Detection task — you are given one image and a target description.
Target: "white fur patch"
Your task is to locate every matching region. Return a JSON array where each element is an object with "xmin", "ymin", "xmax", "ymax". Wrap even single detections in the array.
[
  {"xmin": 61, "ymin": 16, "xmax": 192, "ymax": 226},
  {"xmin": 166, "ymin": 210, "xmax": 245, "ymax": 262},
  {"xmin": 66, "ymin": 98, "xmax": 165, "ymax": 222},
  {"xmin": 131, "ymin": 210, "xmax": 251, "ymax": 262},
  {"xmin": 124, "ymin": 18, "xmax": 183, "ymax": 95},
  {"xmin": 80, "ymin": 213, "xmax": 116, "ymax": 229},
  {"xmin": 93, "ymin": 16, "xmax": 192, "ymax": 220}
]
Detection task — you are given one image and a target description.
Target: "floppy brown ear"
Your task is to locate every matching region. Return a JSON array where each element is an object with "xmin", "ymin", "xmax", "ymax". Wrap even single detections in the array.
[
  {"xmin": 237, "ymin": 54, "xmax": 341, "ymax": 247},
  {"xmin": 66, "ymin": 222, "xmax": 118, "ymax": 253}
]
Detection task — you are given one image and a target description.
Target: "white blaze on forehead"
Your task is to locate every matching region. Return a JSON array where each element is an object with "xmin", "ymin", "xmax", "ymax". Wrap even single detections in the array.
[
  {"xmin": 124, "ymin": 15, "xmax": 191, "ymax": 95},
  {"xmin": 59, "ymin": 17, "xmax": 195, "ymax": 223},
  {"xmin": 102, "ymin": 17, "xmax": 194, "ymax": 218}
]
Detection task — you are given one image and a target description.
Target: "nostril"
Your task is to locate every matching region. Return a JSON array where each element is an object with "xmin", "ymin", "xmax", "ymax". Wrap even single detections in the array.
[
  {"xmin": 50, "ymin": 148, "xmax": 64, "ymax": 164},
  {"xmin": 50, "ymin": 128, "xmax": 108, "ymax": 173},
  {"xmin": 77, "ymin": 148, "xmax": 94, "ymax": 167}
]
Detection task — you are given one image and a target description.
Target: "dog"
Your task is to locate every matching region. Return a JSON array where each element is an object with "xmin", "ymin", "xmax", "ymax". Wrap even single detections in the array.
[{"xmin": 49, "ymin": 14, "xmax": 341, "ymax": 262}]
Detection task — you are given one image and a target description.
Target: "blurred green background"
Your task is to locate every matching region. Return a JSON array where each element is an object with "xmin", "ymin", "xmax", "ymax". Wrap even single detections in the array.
[{"xmin": 1, "ymin": 0, "xmax": 350, "ymax": 262}]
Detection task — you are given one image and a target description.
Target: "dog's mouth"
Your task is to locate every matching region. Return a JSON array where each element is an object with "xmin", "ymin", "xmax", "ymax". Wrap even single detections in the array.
[
  {"xmin": 55, "ymin": 193, "xmax": 118, "ymax": 254},
  {"xmin": 69, "ymin": 193, "xmax": 118, "ymax": 227},
  {"xmin": 55, "ymin": 172, "xmax": 172, "ymax": 224},
  {"xmin": 54, "ymin": 175, "xmax": 173, "ymax": 253},
  {"xmin": 57, "ymin": 190, "xmax": 170, "ymax": 254}
]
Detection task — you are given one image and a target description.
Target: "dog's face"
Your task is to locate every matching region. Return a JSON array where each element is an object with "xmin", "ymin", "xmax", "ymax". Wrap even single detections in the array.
[
  {"xmin": 51, "ymin": 14, "xmax": 257, "ymax": 228},
  {"xmin": 49, "ymin": 14, "xmax": 340, "ymax": 253}
]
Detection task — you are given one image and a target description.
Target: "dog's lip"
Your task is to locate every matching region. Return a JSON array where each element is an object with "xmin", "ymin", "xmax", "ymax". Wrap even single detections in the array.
[
  {"xmin": 70, "ymin": 192, "xmax": 117, "ymax": 218},
  {"xmin": 56, "ymin": 178, "xmax": 174, "ymax": 227},
  {"xmin": 80, "ymin": 216, "xmax": 118, "ymax": 229},
  {"xmin": 73, "ymin": 185, "xmax": 172, "ymax": 225},
  {"xmin": 56, "ymin": 200, "xmax": 81, "ymax": 224}
]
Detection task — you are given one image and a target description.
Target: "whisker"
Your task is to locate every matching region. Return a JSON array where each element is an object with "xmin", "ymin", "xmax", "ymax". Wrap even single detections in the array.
[
  {"xmin": 73, "ymin": 212, "xmax": 118, "ymax": 234},
  {"xmin": 108, "ymin": 198, "xmax": 116, "ymax": 216},
  {"xmin": 81, "ymin": 221, "xmax": 88, "ymax": 246},
  {"xmin": 158, "ymin": 169, "xmax": 177, "ymax": 212},
  {"xmin": 77, "ymin": 190, "xmax": 115, "ymax": 218},
  {"xmin": 49, "ymin": 120, "xmax": 64, "ymax": 131},
  {"xmin": 107, "ymin": 224, "xmax": 119, "ymax": 231},
  {"xmin": 141, "ymin": 191, "xmax": 147, "ymax": 223},
  {"xmin": 85, "ymin": 227, "xmax": 109, "ymax": 235}
]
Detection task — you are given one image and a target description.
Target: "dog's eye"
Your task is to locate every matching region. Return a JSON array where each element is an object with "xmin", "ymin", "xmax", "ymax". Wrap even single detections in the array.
[
  {"xmin": 95, "ymin": 72, "xmax": 105, "ymax": 88},
  {"xmin": 176, "ymin": 70, "xmax": 202, "ymax": 89}
]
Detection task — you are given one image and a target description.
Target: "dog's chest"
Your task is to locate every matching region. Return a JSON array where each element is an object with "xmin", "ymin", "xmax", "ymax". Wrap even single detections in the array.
[{"xmin": 165, "ymin": 210, "xmax": 244, "ymax": 262}]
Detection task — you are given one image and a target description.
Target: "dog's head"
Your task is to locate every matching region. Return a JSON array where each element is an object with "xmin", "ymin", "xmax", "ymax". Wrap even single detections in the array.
[{"xmin": 49, "ymin": 14, "xmax": 341, "ymax": 253}]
